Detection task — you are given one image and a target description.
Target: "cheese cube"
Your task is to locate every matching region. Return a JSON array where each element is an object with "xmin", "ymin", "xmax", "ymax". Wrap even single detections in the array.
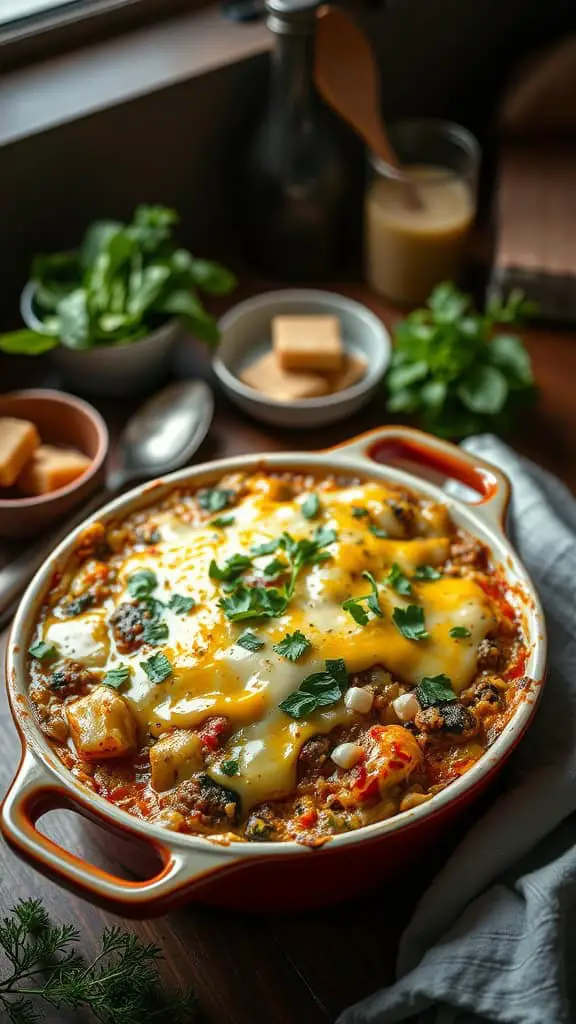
[
  {"xmin": 150, "ymin": 730, "xmax": 204, "ymax": 791},
  {"xmin": 66, "ymin": 686, "xmax": 137, "ymax": 759},
  {"xmin": 0, "ymin": 417, "xmax": 40, "ymax": 487},
  {"xmin": 326, "ymin": 354, "xmax": 367, "ymax": 393},
  {"xmin": 272, "ymin": 315, "xmax": 343, "ymax": 372},
  {"xmin": 17, "ymin": 444, "xmax": 91, "ymax": 496},
  {"xmin": 240, "ymin": 351, "xmax": 329, "ymax": 401}
]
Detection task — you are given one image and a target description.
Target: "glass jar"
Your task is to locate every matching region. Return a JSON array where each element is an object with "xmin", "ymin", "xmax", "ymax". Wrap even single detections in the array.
[{"xmin": 364, "ymin": 119, "xmax": 480, "ymax": 306}]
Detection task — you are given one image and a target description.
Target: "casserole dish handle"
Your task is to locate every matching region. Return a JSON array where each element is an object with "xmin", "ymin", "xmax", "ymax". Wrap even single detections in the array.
[
  {"xmin": 331, "ymin": 425, "xmax": 510, "ymax": 530},
  {"xmin": 1, "ymin": 751, "xmax": 241, "ymax": 918}
]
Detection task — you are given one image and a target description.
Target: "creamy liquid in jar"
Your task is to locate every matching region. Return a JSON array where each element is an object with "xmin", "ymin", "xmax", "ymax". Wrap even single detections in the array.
[{"xmin": 364, "ymin": 165, "xmax": 475, "ymax": 306}]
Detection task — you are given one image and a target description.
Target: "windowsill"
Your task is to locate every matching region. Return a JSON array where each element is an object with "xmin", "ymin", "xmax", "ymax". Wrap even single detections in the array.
[{"xmin": 0, "ymin": 4, "xmax": 270, "ymax": 148}]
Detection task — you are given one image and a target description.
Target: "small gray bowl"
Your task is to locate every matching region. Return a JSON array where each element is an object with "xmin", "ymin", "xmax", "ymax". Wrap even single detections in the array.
[{"xmin": 213, "ymin": 289, "xmax": 391, "ymax": 428}]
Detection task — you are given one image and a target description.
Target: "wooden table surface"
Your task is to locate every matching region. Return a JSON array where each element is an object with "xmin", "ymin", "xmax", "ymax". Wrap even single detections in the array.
[{"xmin": 1, "ymin": 284, "xmax": 575, "ymax": 1024}]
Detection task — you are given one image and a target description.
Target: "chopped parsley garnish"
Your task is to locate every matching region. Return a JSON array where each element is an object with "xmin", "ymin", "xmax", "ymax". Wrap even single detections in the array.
[
  {"xmin": 449, "ymin": 625, "xmax": 471, "ymax": 638},
  {"xmin": 351, "ymin": 506, "xmax": 369, "ymax": 518},
  {"xmin": 28, "ymin": 642, "xmax": 58, "ymax": 662},
  {"xmin": 250, "ymin": 539, "xmax": 279, "ymax": 556},
  {"xmin": 392, "ymin": 604, "xmax": 429, "ymax": 641},
  {"xmin": 143, "ymin": 619, "xmax": 170, "ymax": 646},
  {"xmin": 198, "ymin": 488, "xmax": 236, "ymax": 513},
  {"xmin": 236, "ymin": 630, "xmax": 265, "ymax": 652},
  {"xmin": 279, "ymin": 658, "xmax": 348, "ymax": 719},
  {"xmin": 220, "ymin": 759, "xmax": 240, "ymax": 776},
  {"xmin": 415, "ymin": 674, "xmax": 457, "ymax": 708},
  {"xmin": 385, "ymin": 562, "xmax": 412, "ymax": 597},
  {"xmin": 312, "ymin": 526, "xmax": 338, "ymax": 548},
  {"xmin": 168, "ymin": 594, "xmax": 196, "ymax": 614},
  {"xmin": 342, "ymin": 571, "xmax": 383, "ymax": 626},
  {"xmin": 220, "ymin": 584, "xmax": 287, "ymax": 622},
  {"xmin": 370, "ymin": 524, "xmax": 388, "ymax": 539},
  {"xmin": 210, "ymin": 514, "xmax": 235, "ymax": 528},
  {"xmin": 273, "ymin": 630, "xmax": 311, "ymax": 661},
  {"xmin": 127, "ymin": 569, "xmax": 157, "ymax": 599},
  {"xmin": 102, "ymin": 665, "xmax": 131, "ymax": 690},
  {"xmin": 301, "ymin": 493, "xmax": 320, "ymax": 520},
  {"xmin": 140, "ymin": 651, "xmax": 173, "ymax": 683},
  {"xmin": 261, "ymin": 557, "xmax": 288, "ymax": 579},
  {"xmin": 414, "ymin": 565, "xmax": 442, "ymax": 581},
  {"xmin": 64, "ymin": 593, "xmax": 94, "ymax": 616},
  {"xmin": 209, "ymin": 554, "xmax": 252, "ymax": 582}
]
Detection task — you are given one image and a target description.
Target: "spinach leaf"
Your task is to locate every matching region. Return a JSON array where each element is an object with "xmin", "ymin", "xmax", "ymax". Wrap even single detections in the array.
[{"xmin": 56, "ymin": 289, "xmax": 91, "ymax": 350}]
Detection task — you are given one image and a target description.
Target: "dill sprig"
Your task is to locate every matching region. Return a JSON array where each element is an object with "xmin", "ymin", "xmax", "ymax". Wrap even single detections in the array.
[{"xmin": 0, "ymin": 898, "xmax": 198, "ymax": 1024}]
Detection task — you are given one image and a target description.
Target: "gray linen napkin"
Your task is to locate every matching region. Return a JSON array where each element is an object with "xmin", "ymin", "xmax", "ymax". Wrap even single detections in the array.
[{"xmin": 338, "ymin": 435, "xmax": 576, "ymax": 1024}]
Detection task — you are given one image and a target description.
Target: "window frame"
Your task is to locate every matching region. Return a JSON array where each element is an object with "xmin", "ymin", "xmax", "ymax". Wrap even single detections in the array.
[{"xmin": 0, "ymin": 0, "xmax": 208, "ymax": 71}]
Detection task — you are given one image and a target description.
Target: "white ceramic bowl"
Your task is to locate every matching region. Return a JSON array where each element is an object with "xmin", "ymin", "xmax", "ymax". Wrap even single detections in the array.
[
  {"xmin": 21, "ymin": 281, "xmax": 179, "ymax": 398},
  {"xmin": 213, "ymin": 289, "xmax": 391, "ymax": 428}
]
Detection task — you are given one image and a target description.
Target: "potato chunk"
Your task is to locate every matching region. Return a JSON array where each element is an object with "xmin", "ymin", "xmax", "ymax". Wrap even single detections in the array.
[
  {"xmin": 150, "ymin": 730, "xmax": 204, "ymax": 792},
  {"xmin": 66, "ymin": 685, "xmax": 137, "ymax": 760}
]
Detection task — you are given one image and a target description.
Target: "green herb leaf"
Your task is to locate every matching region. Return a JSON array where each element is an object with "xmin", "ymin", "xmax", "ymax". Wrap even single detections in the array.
[
  {"xmin": 143, "ymin": 619, "xmax": 169, "ymax": 646},
  {"xmin": 0, "ymin": 329, "xmax": 59, "ymax": 355},
  {"xmin": 416, "ymin": 673, "xmax": 457, "ymax": 708},
  {"xmin": 351, "ymin": 506, "xmax": 369, "ymax": 518},
  {"xmin": 127, "ymin": 569, "xmax": 157, "ymax": 599},
  {"xmin": 188, "ymin": 259, "xmax": 237, "ymax": 296},
  {"xmin": 168, "ymin": 594, "xmax": 196, "ymax": 614},
  {"xmin": 385, "ymin": 562, "xmax": 412, "ymax": 596},
  {"xmin": 392, "ymin": 604, "xmax": 429, "ymax": 641},
  {"xmin": 279, "ymin": 659, "xmax": 348, "ymax": 718},
  {"xmin": 64, "ymin": 593, "xmax": 94, "ymax": 616},
  {"xmin": 262, "ymin": 557, "xmax": 288, "ymax": 579},
  {"xmin": 220, "ymin": 759, "xmax": 240, "ymax": 776},
  {"xmin": 28, "ymin": 641, "xmax": 58, "ymax": 661},
  {"xmin": 220, "ymin": 584, "xmax": 287, "ymax": 621},
  {"xmin": 273, "ymin": 630, "xmax": 311, "ymax": 661},
  {"xmin": 414, "ymin": 565, "xmax": 442, "ymax": 581},
  {"xmin": 370, "ymin": 525, "xmax": 388, "ymax": 539},
  {"xmin": 312, "ymin": 526, "xmax": 338, "ymax": 548},
  {"xmin": 457, "ymin": 364, "xmax": 508, "ymax": 416},
  {"xmin": 342, "ymin": 572, "xmax": 382, "ymax": 625},
  {"xmin": 56, "ymin": 288, "xmax": 91, "ymax": 349},
  {"xmin": 449, "ymin": 625, "xmax": 471, "ymax": 638},
  {"xmin": 209, "ymin": 554, "xmax": 252, "ymax": 582},
  {"xmin": 301, "ymin": 493, "xmax": 320, "ymax": 519},
  {"xmin": 102, "ymin": 665, "xmax": 131, "ymax": 690},
  {"xmin": 236, "ymin": 630, "xmax": 265, "ymax": 652},
  {"xmin": 140, "ymin": 651, "xmax": 173, "ymax": 683},
  {"xmin": 199, "ymin": 488, "xmax": 236, "ymax": 513},
  {"xmin": 341, "ymin": 599, "xmax": 369, "ymax": 626},
  {"xmin": 210, "ymin": 514, "xmax": 235, "ymax": 528},
  {"xmin": 250, "ymin": 539, "xmax": 279, "ymax": 556}
]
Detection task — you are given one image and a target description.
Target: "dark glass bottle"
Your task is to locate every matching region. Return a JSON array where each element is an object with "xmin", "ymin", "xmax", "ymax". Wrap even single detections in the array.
[{"xmin": 239, "ymin": 0, "xmax": 350, "ymax": 281}]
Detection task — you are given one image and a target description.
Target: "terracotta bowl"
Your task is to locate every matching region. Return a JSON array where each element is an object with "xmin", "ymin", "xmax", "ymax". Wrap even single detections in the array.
[{"xmin": 0, "ymin": 390, "xmax": 109, "ymax": 537}]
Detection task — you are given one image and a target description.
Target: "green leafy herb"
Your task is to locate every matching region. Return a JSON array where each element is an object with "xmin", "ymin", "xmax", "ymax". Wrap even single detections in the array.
[
  {"xmin": 210, "ymin": 514, "xmax": 235, "ymax": 528},
  {"xmin": 370, "ymin": 525, "xmax": 388, "ymax": 539},
  {"xmin": 143, "ymin": 619, "xmax": 170, "ymax": 646},
  {"xmin": 168, "ymin": 594, "xmax": 196, "ymax": 614},
  {"xmin": 342, "ymin": 570, "xmax": 383, "ymax": 626},
  {"xmin": 127, "ymin": 569, "xmax": 157, "ymax": 599},
  {"xmin": 64, "ymin": 593, "xmax": 94, "ymax": 616},
  {"xmin": 415, "ymin": 673, "xmax": 457, "ymax": 708},
  {"xmin": 141, "ymin": 651, "xmax": 173, "ymax": 683},
  {"xmin": 273, "ymin": 630, "xmax": 311, "ymax": 661},
  {"xmin": 236, "ymin": 630, "xmax": 265, "ymax": 652},
  {"xmin": 250, "ymin": 539, "xmax": 279, "ymax": 556},
  {"xmin": 392, "ymin": 604, "xmax": 429, "ymax": 641},
  {"xmin": 102, "ymin": 665, "xmax": 131, "ymax": 689},
  {"xmin": 351, "ymin": 506, "xmax": 369, "ymax": 518},
  {"xmin": 219, "ymin": 584, "xmax": 287, "ymax": 622},
  {"xmin": 220, "ymin": 759, "xmax": 240, "ymax": 777},
  {"xmin": 449, "ymin": 625, "xmax": 472, "ymax": 638},
  {"xmin": 414, "ymin": 565, "xmax": 442, "ymax": 581},
  {"xmin": 386, "ymin": 282, "xmax": 536, "ymax": 439},
  {"xmin": 301, "ymin": 493, "xmax": 320, "ymax": 519},
  {"xmin": 279, "ymin": 658, "xmax": 348, "ymax": 719},
  {"xmin": 385, "ymin": 562, "xmax": 412, "ymax": 596},
  {"xmin": 209, "ymin": 553, "xmax": 252, "ymax": 582},
  {"xmin": 28, "ymin": 642, "xmax": 58, "ymax": 662},
  {"xmin": 199, "ymin": 487, "xmax": 236, "ymax": 513},
  {"xmin": 0, "ymin": 204, "xmax": 236, "ymax": 357},
  {"xmin": 261, "ymin": 557, "xmax": 288, "ymax": 579},
  {"xmin": 0, "ymin": 897, "xmax": 197, "ymax": 1023}
]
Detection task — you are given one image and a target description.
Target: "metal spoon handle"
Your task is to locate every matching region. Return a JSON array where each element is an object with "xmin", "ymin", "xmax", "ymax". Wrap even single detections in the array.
[{"xmin": 0, "ymin": 486, "xmax": 114, "ymax": 630}]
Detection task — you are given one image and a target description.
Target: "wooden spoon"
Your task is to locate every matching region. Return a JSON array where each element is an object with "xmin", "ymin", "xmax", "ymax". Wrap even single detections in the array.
[{"xmin": 314, "ymin": 6, "xmax": 422, "ymax": 209}]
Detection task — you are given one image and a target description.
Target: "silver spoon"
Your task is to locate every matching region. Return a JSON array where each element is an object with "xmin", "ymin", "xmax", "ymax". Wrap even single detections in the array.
[{"xmin": 0, "ymin": 380, "xmax": 214, "ymax": 627}]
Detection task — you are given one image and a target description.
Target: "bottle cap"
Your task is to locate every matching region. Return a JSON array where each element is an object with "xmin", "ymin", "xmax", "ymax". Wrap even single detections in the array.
[{"xmin": 265, "ymin": 0, "xmax": 319, "ymax": 34}]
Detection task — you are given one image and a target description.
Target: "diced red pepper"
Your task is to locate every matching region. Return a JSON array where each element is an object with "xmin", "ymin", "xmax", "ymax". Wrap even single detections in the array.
[{"xmin": 298, "ymin": 809, "xmax": 318, "ymax": 828}]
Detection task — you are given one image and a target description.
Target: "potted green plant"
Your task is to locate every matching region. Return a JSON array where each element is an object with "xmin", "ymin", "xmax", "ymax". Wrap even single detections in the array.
[{"xmin": 0, "ymin": 205, "xmax": 236, "ymax": 397}]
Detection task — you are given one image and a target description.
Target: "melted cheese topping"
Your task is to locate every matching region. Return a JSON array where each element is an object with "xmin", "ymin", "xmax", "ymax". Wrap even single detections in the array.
[{"xmin": 43, "ymin": 480, "xmax": 496, "ymax": 810}]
